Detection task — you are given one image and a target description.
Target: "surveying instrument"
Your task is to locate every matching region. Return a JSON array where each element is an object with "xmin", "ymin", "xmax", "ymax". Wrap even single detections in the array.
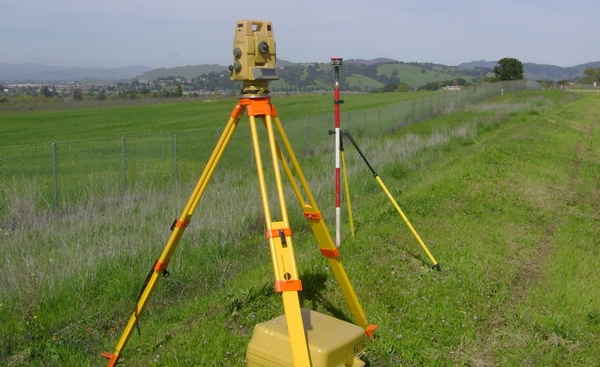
[{"xmin": 102, "ymin": 20, "xmax": 376, "ymax": 367}]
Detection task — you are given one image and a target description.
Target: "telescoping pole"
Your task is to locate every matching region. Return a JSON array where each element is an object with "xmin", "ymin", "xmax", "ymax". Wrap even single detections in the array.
[{"xmin": 331, "ymin": 57, "xmax": 343, "ymax": 247}]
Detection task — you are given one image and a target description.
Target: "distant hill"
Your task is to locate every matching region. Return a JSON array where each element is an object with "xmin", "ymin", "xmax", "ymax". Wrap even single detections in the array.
[
  {"xmin": 458, "ymin": 60, "xmax": 498, "ymax": 69},
  {"xmin": 141, "ymin": 59, "xmax": 600, "ymax": 88},
  {"xmin": 523, "ymin": 61, "xmax": 600, "ymax": 81},
  {"xmin": 0, "ymin": 63, "xmax": 152, "ymax": 82},
  {"xmin": 345, "ymin": 58, "xmax": 399, "ymax": 65},
  {"xmin": 78, "ymin": 58, "xmax": 600, "ymax": 92},
  {"xmin": 458, "ymin": 60, "xmax": 600, "ymax": 81},
  {"xmin": 266, "ymin": 60, "xmax": 490, "ymax": 92},
  {"xmin": 133, "ymin": 60, "xmax": 302, "ymax": 80},
  {"xmin": 3, "ymin": 59, "xmax": 599, "ymax": 85},
  {"xmin": 135, "ymin": 64, "xmax": 228, "ymax": 80}
]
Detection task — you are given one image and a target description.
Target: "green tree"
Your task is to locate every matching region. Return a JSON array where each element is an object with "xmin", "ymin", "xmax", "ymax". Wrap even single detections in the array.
[
  {"xmin": 41, "ymin": 85, "xmax": 53, "ymax": 98},
  {"xmin": 581, "ymin": 67, "xmax": 600, "ymax": 85},
  {"xmin": 493, "ymin": 58, "xmax": 524, "ymax": 81},
  {"xmin": 175, "ymin": 83, "xmax": 183, "ymax": 97},
  {"xmin": 96, "ymin": 90, "xmax": 107, "ymax": 100},
  {"xmin": 126, "ymin": 89, "xmax": 137, "ymax": 100},
  {"xmin": 396, "ymin": 83, "xmax": 410, "ymax": 92},
  {"xmin": 159, "ymin": 89, "xmax": 172, "ymax": 98},
  {"xmin": 73, "ymin": 88, "xmax": 83, "ymax": 101}
]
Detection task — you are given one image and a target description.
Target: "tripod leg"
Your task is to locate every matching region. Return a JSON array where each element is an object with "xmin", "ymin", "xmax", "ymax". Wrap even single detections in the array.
[
  {"xmin": 271, "ymin": 113, "xmax": 377, "ymax": 339},
  {"xmin": 103, "ymin": 109, "xmax": 242, "ymax": 367},
  {"xmin": 248, "ymin": 113, "xmax": 312, "ymax": 366}
]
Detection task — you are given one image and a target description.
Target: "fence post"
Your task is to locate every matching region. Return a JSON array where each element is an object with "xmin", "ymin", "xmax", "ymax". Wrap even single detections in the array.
[
  {"xmin": 399, "ymin": 102, "xmax": 405, "ymax": 128},
  {"xmin": 345, "ymin": 111, "xmax": 350, "ymax": 131},
  {"xmin": 443, "ymin": 91, "xmax": 446, "ymax": 112},
  {"xmin": 305, "ymin": 116, "xmax": 309, "ymax": 156},
  {"xmin": 429, "ymin": 95, "xmax": 432, "ymax": 118},
  {"xmin": 121, "ymin": 136, "xmax": 126, "ymax": 194},
  {"xmin": 52, "ymin": 142, "xmax": 58, "ymax": 210},
  {"xmin": 173, "ymin": 133, "xmax": 179, "ymax": 191}
]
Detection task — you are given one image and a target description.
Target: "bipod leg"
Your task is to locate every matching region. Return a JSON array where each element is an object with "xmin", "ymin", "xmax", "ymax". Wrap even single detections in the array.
[
  {"xmin": 272, "ymin": 113, "xmax": 377, "ymax": 339},
  {"xmin": 342, "ymin": 130, "xmax": 441, "ymax": 271},
  {"xmin": 340, "ymin": 132, "xmax": 355, "ymax": 238},
  {"xmin": 246, "ymin": 103, "xmax": 312, "ymax": 366},
  {"xmin": 102, "ymin": 107, "xmax": 243, "ymax": 366}
]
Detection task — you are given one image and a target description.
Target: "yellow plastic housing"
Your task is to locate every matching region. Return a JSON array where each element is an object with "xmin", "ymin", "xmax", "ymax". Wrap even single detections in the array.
[{"xmin": 246, "ymin": 309, "xmax": 366, "ymax": 367}]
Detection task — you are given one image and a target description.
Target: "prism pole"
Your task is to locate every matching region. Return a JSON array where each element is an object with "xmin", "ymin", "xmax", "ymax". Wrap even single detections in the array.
[{"xmin": 330, "ymin": 57, "xmax": 343, "ymax": 247}]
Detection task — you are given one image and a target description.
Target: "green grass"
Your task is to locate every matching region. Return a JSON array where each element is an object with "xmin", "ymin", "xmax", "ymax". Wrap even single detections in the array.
[
  {"xmin": 0, "ymin": 92, "xmax": 441, "ymax": 147},
  {"xmin": 0, "ymin": 88, "xmax": 466, "ymax": 213},
  {"xmin": 2, "ymin": 89, "xmax": 598, "ymax": 366},
  {"xmin": 346, "ymin": 74, "xmax": 384, "ymax": 90},
  {"xmin": 358, "ymin": 90, "xmax": 600, "ymax": 365}
]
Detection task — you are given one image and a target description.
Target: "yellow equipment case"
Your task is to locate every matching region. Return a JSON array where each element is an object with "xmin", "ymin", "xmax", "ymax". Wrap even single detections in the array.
[{"xmin": 246, "ymin": 308, "xmax": 366, "ymax": 367}]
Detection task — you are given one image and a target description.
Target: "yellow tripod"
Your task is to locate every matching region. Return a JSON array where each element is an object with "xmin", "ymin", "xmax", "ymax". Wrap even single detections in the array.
[{"xmin": 102, "ymin": 94, "xmax": 377, "ymax": 366}]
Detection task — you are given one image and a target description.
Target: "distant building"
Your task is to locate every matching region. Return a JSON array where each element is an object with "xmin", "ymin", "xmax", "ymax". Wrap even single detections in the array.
[{"xmin": 442, "ymin": 85, "xmax": 461, "ymax": 91}]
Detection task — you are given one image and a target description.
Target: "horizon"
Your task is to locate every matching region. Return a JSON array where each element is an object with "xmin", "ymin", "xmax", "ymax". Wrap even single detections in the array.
[{"xmin": 3, "ymin": 58, "xmax": 600, "ymax": 71}]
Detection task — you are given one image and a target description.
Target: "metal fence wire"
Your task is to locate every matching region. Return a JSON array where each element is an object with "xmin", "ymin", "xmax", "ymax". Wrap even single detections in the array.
[{"xmin": 0, "ymin": 80, "xmax": 535, "ymax": 212}]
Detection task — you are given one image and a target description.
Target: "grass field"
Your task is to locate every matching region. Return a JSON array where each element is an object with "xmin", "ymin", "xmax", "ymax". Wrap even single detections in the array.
[
  {"xmin": 1, "ymin": 87, "xmax": 504, "ymax": 216},
  {"xmin": 0, "ymin": 92, "xmax": 440, "ymax": 147},
  {"xmin": 1, "ymin": 88, "xmax": 599, "ymax": 366}
]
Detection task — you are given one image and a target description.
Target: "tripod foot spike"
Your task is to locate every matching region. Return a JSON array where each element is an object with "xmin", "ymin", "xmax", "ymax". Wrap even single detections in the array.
[
  {"xmin": 101, "ymin": 352, "xmax": 119, "ymax": 367},
  {"xmin": 432, "ymin": 263, "xmax": 441, "ymax": 271},
  {"xmin": 365, "ymin": 324, "xmax": 378, "ymax": 341}
]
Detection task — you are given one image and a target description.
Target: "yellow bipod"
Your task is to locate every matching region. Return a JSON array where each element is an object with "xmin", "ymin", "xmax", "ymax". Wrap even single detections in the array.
[{"xmin": 341, "ymin": 130, "xmax": 441, "ymax": 270}]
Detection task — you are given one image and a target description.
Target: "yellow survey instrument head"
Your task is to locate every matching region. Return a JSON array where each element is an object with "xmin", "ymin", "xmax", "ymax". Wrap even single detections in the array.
[{"xmin": 229, "ymin": 20, "xmax": 278, "ymax": 82}]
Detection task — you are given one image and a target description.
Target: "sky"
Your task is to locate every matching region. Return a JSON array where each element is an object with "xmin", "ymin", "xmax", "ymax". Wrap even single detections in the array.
[{"xmin": 1, "ymin": 0, "xmax": 598, "ymax": 69}]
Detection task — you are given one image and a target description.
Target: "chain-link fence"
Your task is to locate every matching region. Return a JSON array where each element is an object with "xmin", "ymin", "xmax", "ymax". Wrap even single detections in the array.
[{"xmin": 0, "ymin": 80, "xmax": 535, "ymax": 213}]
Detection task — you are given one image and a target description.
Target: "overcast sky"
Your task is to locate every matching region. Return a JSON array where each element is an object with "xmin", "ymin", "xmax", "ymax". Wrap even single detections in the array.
[{"xmin": 1, "ymin": 0, "xmax": 598, "ymax": 69}]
